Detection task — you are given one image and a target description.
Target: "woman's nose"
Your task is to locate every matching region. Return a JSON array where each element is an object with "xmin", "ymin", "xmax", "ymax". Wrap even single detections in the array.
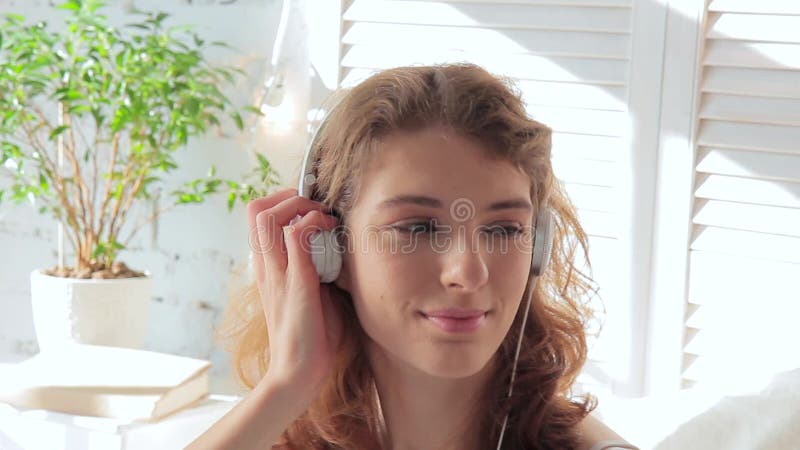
[{"xmin": 439, "ymin": 227, "xmax": 489, "ymax": 291}]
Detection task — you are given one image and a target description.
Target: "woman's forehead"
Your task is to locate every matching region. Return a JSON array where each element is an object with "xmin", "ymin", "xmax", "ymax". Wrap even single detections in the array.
[{"xmin": 352, "ymin": 129, "xmax": 531, "ymax": 213}]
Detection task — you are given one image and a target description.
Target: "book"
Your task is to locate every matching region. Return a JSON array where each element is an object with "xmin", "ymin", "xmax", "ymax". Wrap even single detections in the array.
[{"xmin": 0, "ymin": 343, "xmax": 212, "ymax": 423}]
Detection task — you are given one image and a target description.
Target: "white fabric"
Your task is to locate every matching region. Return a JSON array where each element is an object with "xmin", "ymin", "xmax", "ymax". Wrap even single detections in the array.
[{"xmin": 591, "ymin": 368, "xmax": 800, "ymax": 450}]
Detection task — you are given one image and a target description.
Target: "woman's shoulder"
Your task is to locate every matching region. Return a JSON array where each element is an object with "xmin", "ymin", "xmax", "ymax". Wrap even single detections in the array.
[{"xmin": 573, "ymin": 414, "xmax": 639, "ymax": 450}]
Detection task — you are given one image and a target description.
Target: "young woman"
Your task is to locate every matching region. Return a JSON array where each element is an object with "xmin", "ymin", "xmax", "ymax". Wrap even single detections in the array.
[{"xmin": 188, "ymin": 63, "xmax": 637, "ymax": 450}]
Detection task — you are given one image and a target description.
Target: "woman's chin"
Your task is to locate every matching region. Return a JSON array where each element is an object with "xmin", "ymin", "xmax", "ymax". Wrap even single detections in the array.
[{"xmin": 416, "ymin": 351, "xmax": 494, "ymax": 379}]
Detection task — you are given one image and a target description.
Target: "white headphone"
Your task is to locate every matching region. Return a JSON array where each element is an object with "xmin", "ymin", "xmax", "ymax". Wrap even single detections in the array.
[
  {"xmin": 293, "ymin": 112, "xmax": 344, "ymax": 283},
  {"xmin": 296, "ymin": 106, "xmax": 555, "ymax": 448}
]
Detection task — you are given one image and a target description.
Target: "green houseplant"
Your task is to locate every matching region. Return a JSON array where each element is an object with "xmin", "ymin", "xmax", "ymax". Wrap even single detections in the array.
[{"xmin": 0, "ymin": 0, "xmax": 279, "ymax": 349}]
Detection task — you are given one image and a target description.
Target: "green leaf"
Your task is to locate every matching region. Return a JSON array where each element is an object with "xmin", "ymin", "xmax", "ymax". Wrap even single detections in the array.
[
  {"xmin": 255, "ymin": 153, "xmax": 270, "ymax": 171},
  {"xmin": 125, "ymin": 23, "xmax": 150, "ymax": 30},
  {"xmin": 227, "ymin": 191, "xmax": 236, "ymax": 211},
  {"xmin": 68, "ymin": 104, "xmax": 92, "ymax": 114},
  {"xmin": 56, "ymin": 1, "xmax": 81, "ymax": 11},
  {"xmin": 48, "ymin": 125, "xmax": 69, "ymax": 141},
  {"xmin": 207, "ymin": 165, "xmax": 216, "ymax": 177},
  {"xmin": 157, "ymin": 12, "xmax": 169, "ymax": 23},
  {"xmin": 57, "ymin": 89, "xmax": 83, "ymax": 101},
  {"xmin": 91, "ymin": 242, "xmax": 107, "ymax": 259},
  {"xmin": 244, "ymin": 105, "xmax": 265, "ymax": 117},
  {"xmin": 4, "ymin": 14, "xmax": 25, "ymax": 25},
  {"xmin": 202, "ymin": 179, "xmax": 221, "ymax": 194},
  {"xmin": 177, "ymin": 193, "xmax": 201, "ymax": 204},
  {"xmin": 210, "ymin": 41, "xmax": 233, "ymax": 49},
  {"xmin": 231, "ymin": 111, "xmax": 243, "ymax": 130}
]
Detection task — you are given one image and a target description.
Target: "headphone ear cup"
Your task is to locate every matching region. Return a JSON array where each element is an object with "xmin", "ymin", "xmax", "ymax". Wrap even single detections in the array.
[
  {"xmin": 531, "ymin": 209, "xmax": 554, "ymax": 277},
  {"xmin": 309, "ymin": 230, "xmax": 343, "ymax": 283}
]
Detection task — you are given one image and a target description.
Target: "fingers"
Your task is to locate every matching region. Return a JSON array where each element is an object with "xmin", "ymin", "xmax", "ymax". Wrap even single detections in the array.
[
  {"xmin": 247, "ymin": 188, "xmax": 296, "ymax": 250},
  {"xmin": 283, "ymin": 210, "xmax": 339, "ymax": 288},
  {"xmin": 248, "ymin": 189, "xmax": 337, "ymax": 284},
  {"xmin": 247, "ymin": 188, "xmax": 297, "ymax": 281}
]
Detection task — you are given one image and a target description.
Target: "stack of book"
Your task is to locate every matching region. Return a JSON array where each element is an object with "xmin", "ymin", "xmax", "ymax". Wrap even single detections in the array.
[{"xmin": 0, "ymin": 343, "xmax": 239, "ymax": 450}]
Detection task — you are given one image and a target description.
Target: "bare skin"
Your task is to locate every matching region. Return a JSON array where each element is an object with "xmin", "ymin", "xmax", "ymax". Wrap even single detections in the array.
[{"xmin": 187, "ymin": 125, "xmax": 635, "ymax": 450}]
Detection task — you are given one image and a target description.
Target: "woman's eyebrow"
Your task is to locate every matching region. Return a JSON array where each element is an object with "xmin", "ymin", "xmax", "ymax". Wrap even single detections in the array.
[{"xmin": 377, "ymin": 195, "xmax": 532, "ymax": 212}]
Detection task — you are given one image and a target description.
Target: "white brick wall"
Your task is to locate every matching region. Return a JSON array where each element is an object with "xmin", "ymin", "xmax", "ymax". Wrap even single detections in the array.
[{"xmin": 0, "ymin": 0, "xmax": 326, "ymax": 393}]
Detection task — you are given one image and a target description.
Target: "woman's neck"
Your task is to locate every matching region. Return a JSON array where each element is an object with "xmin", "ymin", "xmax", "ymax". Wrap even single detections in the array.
[{"xmin": 366, "ymin": 340, "xmax": 498, "ymax": 450}]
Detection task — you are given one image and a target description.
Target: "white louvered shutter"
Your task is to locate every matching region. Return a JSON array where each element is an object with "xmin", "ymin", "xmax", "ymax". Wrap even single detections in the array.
[
  {"xmin": 681, "ymin": 0, "xmax": 800, "ymax": 389},
  {"xmin": 332, "ymin": 0, "xmax": 638, "ymax": 396}
]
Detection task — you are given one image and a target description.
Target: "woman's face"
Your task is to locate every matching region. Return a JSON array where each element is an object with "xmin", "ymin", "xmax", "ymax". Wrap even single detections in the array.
[{"xmin": 335, "ymin": 125, "xmax": 535, "ymax": 378}]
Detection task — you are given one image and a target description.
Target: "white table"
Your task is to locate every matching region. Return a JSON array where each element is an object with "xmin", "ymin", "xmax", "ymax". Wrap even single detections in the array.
[{"xmin": 0, "ymin": 374, "xmax": 244, "ymax": 450}]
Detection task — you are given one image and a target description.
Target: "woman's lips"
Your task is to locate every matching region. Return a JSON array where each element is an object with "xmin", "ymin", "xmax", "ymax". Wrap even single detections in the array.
[{"xmin": 420, "ymin": 312, "xmax": 487, "ymax": 333}]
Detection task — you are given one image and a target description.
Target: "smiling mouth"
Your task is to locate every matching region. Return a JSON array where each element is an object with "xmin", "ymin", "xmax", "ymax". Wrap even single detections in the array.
[{"xmin": 418, "ymin": 311, "xmax": 488, "ymax": 333}]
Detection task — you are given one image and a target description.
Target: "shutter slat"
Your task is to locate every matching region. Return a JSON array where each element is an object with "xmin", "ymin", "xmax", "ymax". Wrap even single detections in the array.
[
  {"xmin": 686, "ymin": 305, "xmax": 799, "ymax": 333},
  {"xmin": 341, "ymin": 46, "xmax": 629, "ymax": 85},
  {"xmin": 696, "ymin": 147, "xmax": 800, "ymax": 182},
  {"xmin": 564, "ymin": 183, "xmax": 618, "ymax": 213},
  {"xmin": 552, "ymin": 157, "xmax": 618, "ymax": 187},
  {"xmin": 687, "ymin": 252, "xmax": 799, "ymax": 307},
  {"xmin": 704, "ymin": 40, "xmax": 800, "ymax": 70},
  {"xmin": 694, "ymin": 173, "xmax": 800, "ymax": 208},
  {"xmin": 343, "ymin": 0, "xmax": 631, "ymax": 33},
  {"xmin": 577, "ymin": 209, "xmax": 617, "ymax": 238},
  {"xmin": 691, "ymin": 225, "xmax": 800, "ymax": 264},
  {"xmin": 708, "ymin": 0, "xmax": 800, "ymax": 15},
  {"xmin": 343, "ymin": 23, "xmax": 631, "ymax": 59},
  {"xmin": 410, "ymin": 0, "xmax": 631, "ymax": 6},
  {"xmin": 699, "ymin": 93, "xmax": 800, "ymax": 127},
  {"xmin": 517, "ymin": 79, "xmax": 627, "ymax": 111},
  {"xmin": 552, "ymin": 133, "xmax": 623, "ymax": 162},
  {"xmin": 526, "ymin": 105, "xmax": 628, "ymax": 136},
  {"xmin": 586, "ymin": 235, "xmax": 621, "ymax": 284},
  {"xmin": 703, "ymin": 66, "xmax": 800, "ymax": 100},
  {"xmin": 693, "ymin": 199, "xmax": 800, "ymax": 237},
  {"xmin": 696, "ymin": 120, "xmax": 800, "ymax": 153},
  {"xmin": 707, "ymin": 13, "xmax": 800, "ymax": 43}
]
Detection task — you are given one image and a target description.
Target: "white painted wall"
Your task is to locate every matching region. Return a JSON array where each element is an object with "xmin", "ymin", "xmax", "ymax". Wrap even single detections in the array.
[{"xmin": 0, "ymin": 0, "xmax": 330, "ymax": 393}]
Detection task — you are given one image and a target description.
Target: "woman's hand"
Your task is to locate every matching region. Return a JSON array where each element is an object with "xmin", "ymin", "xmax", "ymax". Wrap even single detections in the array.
[{"xmin": 247, "ymin": 187, "xmax": 345, "ymax": 400}]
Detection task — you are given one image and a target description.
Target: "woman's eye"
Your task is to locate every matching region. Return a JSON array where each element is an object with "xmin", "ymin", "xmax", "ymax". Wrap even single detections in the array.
[
  {"xmin": 485, "ymin": 225, "xmax": 523, "ymax": 237},
  {"xmin": 394, "ymin": 222, "xmax": 522, "ymax": 237},
  {"xmin": 396, "ymin": 220, "xmax": 438, "ymax": 234}
]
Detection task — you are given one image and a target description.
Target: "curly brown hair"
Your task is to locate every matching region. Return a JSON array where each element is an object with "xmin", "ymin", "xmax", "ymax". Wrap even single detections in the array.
[{"xmin": 216, "ymin": 63, "xmax": 599, "ymax": 449}]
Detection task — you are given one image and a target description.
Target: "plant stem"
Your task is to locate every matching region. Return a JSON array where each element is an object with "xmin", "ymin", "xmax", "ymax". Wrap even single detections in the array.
[
  {"xmin": 62, "ymin": 106, "xmax": 93, "ymax": 265},
  {"xmin": 20, "ymin": 119, "xmax": 84, "ymax": 260},
  {"xmin": 122, "ymin": 200, "xmax": 177, "ymax": 249},
  {"xmin": 95, "ymin": 131, "xmax": 121, "ymax": 242},
  {"xmin": 109, "ymin": 165, "xmax": 148, "ymax": 250}
]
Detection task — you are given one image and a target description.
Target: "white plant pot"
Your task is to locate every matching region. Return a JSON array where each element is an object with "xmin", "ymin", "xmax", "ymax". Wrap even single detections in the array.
[{"xmin": 29, "ymin": 268, "xmax": 153, "ymax": 351}]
